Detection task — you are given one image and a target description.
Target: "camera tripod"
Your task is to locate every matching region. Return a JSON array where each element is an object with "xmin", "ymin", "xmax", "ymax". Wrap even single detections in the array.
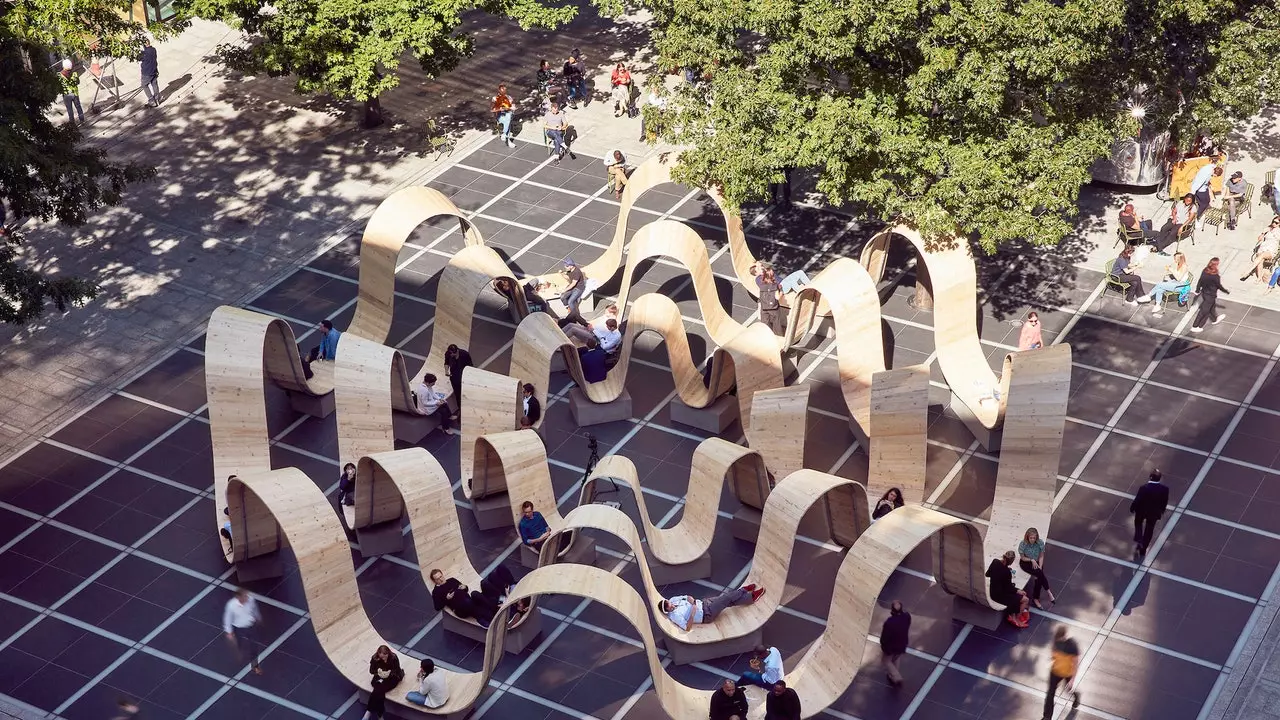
[{"xmin": 582, "ymin": 433, "xmax": 619, "ymax": 503}]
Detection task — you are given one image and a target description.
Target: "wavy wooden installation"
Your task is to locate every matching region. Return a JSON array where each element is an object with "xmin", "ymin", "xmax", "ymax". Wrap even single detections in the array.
[
  {"xmin": 349, "ymin": 186, "xmax": 484, "ymax": 344},
  {"xmin": 226, "ymin": 464, "xmax": 496, "ymax": 717},
  {"xmin": 861, "ymin": 225, "xmax": 1012, "ymax": 430},
  {"xmin": 461, "ymin": 368, "xmax": 523, "ymax": 500}
]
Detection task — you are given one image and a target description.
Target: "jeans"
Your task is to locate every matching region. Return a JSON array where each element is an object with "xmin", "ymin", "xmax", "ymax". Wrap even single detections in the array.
[
  {"xmin": 1194, "ymin": 189, "xmax": 1211, "ymax": 219},
  {"xmin": 141, "ymin": 73, "xmax": 160, "ymax": 104},
  {"xmin": 738, "ymin": 670, "xmax": 769, "ymax": 688},
  {"xmin": 546, "ymin": 128, "xmax": 565, "ymax": 156},
  {"xmin": 1148, "ymin": 280, "xmax": 1186, "ymax": 303},
  {"xmin": 496, "ymin": 110, "xmax": 512, "ymax": 140},
  {"xmin": 1226, "ymin": 195, "xmax": 1243, "ymax": 225},
  {"xmin": 63, "ymin": 93, "xmax": 84, "ymax": 121},
  {"xmin": 560, "ymin": 285, "xmax": 583, "ymax": 312},
  {"xmin": 780, "ymin": 270, "xmax": 811, "ymax": 294},
  {"xmin": 1270, "ymin": 265, "xmax": 1280, "ymax": 288},
  {"xmin": 405, "ymin": 692, "xmax": 428, "ymax": 706},
  {"xmin": 1139, "ymin": 218, "xmax": 1154, "ymax": 233}
]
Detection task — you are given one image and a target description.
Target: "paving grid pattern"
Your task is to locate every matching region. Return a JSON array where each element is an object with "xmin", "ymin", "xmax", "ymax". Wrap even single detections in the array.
[{"xmin": 2, "ymin": 136, "xmax": 1280, "ymax": 720}]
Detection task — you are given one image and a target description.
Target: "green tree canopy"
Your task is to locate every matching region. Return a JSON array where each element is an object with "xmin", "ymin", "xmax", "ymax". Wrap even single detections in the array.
[
  {"xmin": 641, "ymin": 0, "xmax": 1280, "ymax": 251},
  {"xmin": 0, "ymin": 4, "xmax": 158, "ymax": 323},
  {"xmin": 177, "ymin": 0, "xmax": 587, "ymax": 126}
]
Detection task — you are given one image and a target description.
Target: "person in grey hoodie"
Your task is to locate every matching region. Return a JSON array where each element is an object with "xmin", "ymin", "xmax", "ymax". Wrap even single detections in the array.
[{"xmin": 140, "ymin": 39, "xmax": 160, "ymax": 106}]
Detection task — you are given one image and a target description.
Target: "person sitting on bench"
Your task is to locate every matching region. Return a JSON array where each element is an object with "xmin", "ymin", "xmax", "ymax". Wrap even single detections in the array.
[
  {"xmin": 406, "ymin": 658, "xmax": 448, "ymax": 708},
  {"xmin": 709, "ymin": 678, "xmax": 749, "ymax": 720},
  {"xmin": 578, "ymin": 337, "xmax": 609, "ymax": 383},
  {"xmin": 658, "ymin": 584, "xmax": 767, "ymax": 631},
  {"xmin": 414, "ymin": 373, "xmax": 456, "ymax": 435},
  {"xmin": 518, "ymin": 501, "xmax": 551, "ymax": 550},
  {"xmin": 429, "ymin": 564, "xmax": 528, "ymax": 628},
  {"xmin": 361, "ymin": 645, "xmax": 404, "ymax": 720},
  {"xmin": 560, "ymin": 258, "xmax": 586, "ymax": 312},
  {"xmin": 300, "ymin": 320, "xmax": 340, "ymax": 379},
  {"xmin": 593, "ymin": 318, "xmax": 621, "ymax": 354},
  {"xmin": 337, "ymin": 463, "xmax": 357, "ymax": 506},
  {"xmin": 220, "ymin": 506, "xmax": 233, "ymax": 548},
  {"xmin": 986, "ymin": 550, "xmax": 1030, "ymax": 628}
]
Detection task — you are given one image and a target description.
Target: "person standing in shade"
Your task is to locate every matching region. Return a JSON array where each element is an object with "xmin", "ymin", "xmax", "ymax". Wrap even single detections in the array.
[
  {"xmin": 1018, "ymin": 311, "xmax": 1043, "ymax": 350},
  {"xmin": 406, "ymin": 658, "xmax": 448, "ymax": 708},
  {"xmin": 443, "ymin": 344, "xmax": 472, "ymax": 418},
  {"xmin": 1130, "ymin": 469, "xmax": 1170, "ymax": 557},
  {"xmin": 1190, "ymin": 257, "xmax": 1230, "ymax": 333},
  {"xmin": 1042, "ymin": 625, "xmax": 1081, "ymax": 719},
  {"xmin": 58, "ymin": 60, "xmax": 85, "ymax": 123},
  {"xmin": 764, "ymin": 680, "xmax": 802, "ymax": 720},
  {"xmin": 521, "ymin": 383, "xmax": 541, "ymax": 428},
  {"xmin": 491, "ymin": 84, "xmax": 515, "ymax": 148},
  {"xmin": 610, "ymin": 63, "xmax": 632, "ymax": 117},
  {"xmin": 562, "ymin": 54, "xmax": 586, "ymax": 108},
  {"xmin": 362, "ymin": 645, "xmax": 403, "ymax": 720},
  {"xmin": 1018, "ymin": 527, "xmax": 1056, "ymax": 609},
  {"xmin": 140, "ymin": 39, "xmax": 160, "ymax": 107},
  {"xmin": 753, "ymin": 265, "xmax": 784, "ymax": 335},
  {"xmin": 415, "ymin": 373, "xmax": 456, "ymax": 435},
  {"xmin": 222, "ymin": 588, "xmax": 264, "ymax": 675},
  {"xmin": 737, "ymin": 644, "xmax": 784, "ymax": 689},
  {"xmin": 709, "ymin": 678, "xmax": 749, "ymax": 720},
  {"xmin": 879, "ymin": 600, "xmax": 911, "ymax": 687}
]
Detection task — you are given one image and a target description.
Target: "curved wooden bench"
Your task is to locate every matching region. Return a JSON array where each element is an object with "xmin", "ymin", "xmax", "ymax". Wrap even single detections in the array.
[{"xmin": 349, "ymin": 186, "xmax": 485, "ymax": 344}]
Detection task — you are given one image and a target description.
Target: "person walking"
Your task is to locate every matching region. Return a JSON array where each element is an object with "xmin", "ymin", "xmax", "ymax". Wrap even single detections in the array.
[
  {"xmin": 753, "ymin": 265, "xmax": 784, "ymax": 335},
  {"xmin": 610, "ymin": 63, "xmax": 633, "ymax": 117},
  {"xmin": 58, "ymin": 60, "xmax": 85, "ymax": 123},
  {"xmin": 1042, "ymin": 625, "xmax": 1081, "ymax": 719},
  {"xmin": 491, "ymin": 84, "xmax": 515, "ymax": 148},
  {"xmin": 1018, "ymin": 527, "xmax": 1056, "ymax": 609},
  {"xmin": 1189, "ymin": 257, "xmax": 1229, "ymax": 333},
  {"xmin": 1130, "ymin": 469, "xmax": 1170, "ymax": 557},
  {"xmin": 443, "ymin": 344, "xmax": 473, "ymax": 418},
  {"xmin": 140, "ymin": 39, "xmax": 160, "ymax": 107},
  {"xmin": 222, "ymin": 588, "xmax": 264, "ymax": 675},
  {"xmin": 879, "ymin": 600, "xmax": 910, "ymax": 687}
]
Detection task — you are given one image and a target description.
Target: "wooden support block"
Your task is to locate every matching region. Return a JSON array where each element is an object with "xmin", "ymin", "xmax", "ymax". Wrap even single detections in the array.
[
  {"xmin": 731, "ymin": 506, "xmax": 763, "ymax": 544},
  {"xmin": 568, "ymin": 387, "xmax": 632, "ymax": 427},
  {"xmin": 663, "ymin": 627, "xmax": 762, "ymax": 666},
  {"xmin": 669, "ymin": 395, "xmax": 739, "ymax": 434},
  {"xmin": 441, "ymin": 606, "xmax": 544, "ymax": 654},
  {"xmin": 520, "ymin": 535, "xmax": 598, "ymax": 570},
  {"xmin": 643, "ymin": 546, "xmax": 712, "ymax": 586},
  {"xmin": 234, "ymin": 551, "xmax": 285, "ymax": 583},
  {"xmin": 355, "ymin": 519, "xmax": 405, "ymax": 558},
  {"xmin": 470, "ymin": 492, "xmax": 510, "ymax": 531},
  {"xmin": 392, "ymin": 412, "xmax": 440, "ymax": 445},
  {"xmin": 731, "ymin": 504, "xmax": 831, "ymax": 544},
  {"xmin": 288, "ymin": 390, "xmax": 336, "ymax": 418},
  {"xmin": 951, "ymin": 596, "xmax": 1003, "ymax": 631}
]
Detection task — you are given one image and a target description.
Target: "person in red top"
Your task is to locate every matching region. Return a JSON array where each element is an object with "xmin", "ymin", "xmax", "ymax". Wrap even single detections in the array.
[
  {"xmin": 610, "ymin": 63, "xmax": 633, "ymax": 117},
  {"xmin": 491, "ymin": 84, "xmax": 514, "ymax": 148}
]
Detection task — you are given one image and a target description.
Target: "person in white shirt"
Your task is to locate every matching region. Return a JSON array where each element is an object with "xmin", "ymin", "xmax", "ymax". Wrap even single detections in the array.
[
  {"xmin": 223, "ymin": 588, "xmax": 264, "ymax": 675},
  {"xmin": 658, "ymin": 583, "xmax": 766, "ymax": 631},
  {"xmin": 1188, "ymin": 164, "xmax": 1221, "ymax": 222},
  {"xmin": 1243, "ymin": 217, "xmax": 1280, "ymax": 283},
  {"xmin": 593, "ymin": 318, "xmax": 621, "ymax": 354},
  {"xmin": 406, "ymin": 658, "xmax": 448, "ymax": 708},
  {"xmin": 737, "ymin": 644, "xmax": 784, "ymax": 689},
  {"xmin": 1153, "ymin": 194, "xmax": 1196, "ymax": 252},
  {"xmin": 414, "ymin": 373, "xmax": 456, "ymax": 435}
]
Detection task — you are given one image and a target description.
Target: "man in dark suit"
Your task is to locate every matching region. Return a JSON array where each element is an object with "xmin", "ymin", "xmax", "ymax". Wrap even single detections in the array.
[
  {"xmin": 1130, "ymin": 469, "xmax": 1170, "ymax": 557},
  {"xmin": 880, "ymin": 600, "xmax": 911, "ymax": 687},
  {"xmin": 521, "ymin": 383, "xmax": 541, "ymax": 428}
]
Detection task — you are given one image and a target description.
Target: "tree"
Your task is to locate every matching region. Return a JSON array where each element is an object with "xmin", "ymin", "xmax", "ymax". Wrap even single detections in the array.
[
  {"xmin": 640, "ymin": 0, "xmax": 1280, "ymax": 259},
  {"xmin": 177, "ymin": 0, "xmax": 587, "ymax": 127},
  {"xmin": 0, "ymin": 5, "xmax": 159, "ymax": 323}
]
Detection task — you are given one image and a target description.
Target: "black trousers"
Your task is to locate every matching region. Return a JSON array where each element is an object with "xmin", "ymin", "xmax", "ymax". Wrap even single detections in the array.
[
  {"xmin": 1044, "ymin": 672, "xmax": 1077, "ymax": 718},
  {"xmin": 1019, "ymin": 560, "xmax": 1051, "ymax": 601},
  {"xmin": 366, "ymin": 670, "xmax": 403, "ymax": 718},
  {"xmin": 1114, "ymin": 272, "xmax": 1144, "ymax": 300},
  {"xmin": 1134, "ymin": 513, "xmax": 1160, "ymax": 549},
  {"xmin": 1193, "ymin": 294, "xmax": 1219, "ymax": 328},
  {"xmin": 1153, "ymin": 221, "xmax": 1180, "ymax": 251}
]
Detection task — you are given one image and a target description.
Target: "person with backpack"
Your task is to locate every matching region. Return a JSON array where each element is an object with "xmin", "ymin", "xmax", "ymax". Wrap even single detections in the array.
[{"xmin": 1042, "ymin": 625, "xmax": 1082, "ymax": 719}]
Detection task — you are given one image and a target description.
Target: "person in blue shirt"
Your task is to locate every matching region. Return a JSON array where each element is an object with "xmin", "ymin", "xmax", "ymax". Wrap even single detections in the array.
[
  {"xmin": 517, "ymin": 501, "xmax": 551, "ymax": 550},
  {"xmin": 301, "ymin": 320, "xmax": 341, "ymax": 379}
]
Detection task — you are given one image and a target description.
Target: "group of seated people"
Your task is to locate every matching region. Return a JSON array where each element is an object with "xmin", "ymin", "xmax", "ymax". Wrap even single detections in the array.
[
  {"xmin": 986, "ymin": 527, "xmax": 1055, "ymax": 628},
  {"xmin": 360, "ymin": 646, "xmax": 449, "ymax": 719},
  {"xmin": 708, "ymin": 645, "xmax": 802, "ymax": 720},
  {"xmin": 494, "ymin": 274, "xmax": 624, "ymax": 385},
  {"xmin": 1109, "ymin": 245, "xmax": 1195, "ymax": 313}
]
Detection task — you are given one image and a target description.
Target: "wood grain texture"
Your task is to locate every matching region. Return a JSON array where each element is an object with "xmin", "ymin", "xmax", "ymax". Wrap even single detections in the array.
[
  {"xmin": 461, "ymin": 368, "xmax": 523, "ymax": 500},
  {"xmin": 349, "ymin": 186, "xmax": 484, "ymax": 344}
]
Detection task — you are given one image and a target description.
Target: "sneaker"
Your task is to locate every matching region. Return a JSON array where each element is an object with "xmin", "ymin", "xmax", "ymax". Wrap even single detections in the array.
[
  {"xmin": 1072, "ymin": 692, "xmax": 1081, "ymax": 709},
  {"xmin": 749, "ymin": 587, "xmax": 766, "ymax": 603},
  {"xmin": 1150, "ymin": 304, "xmax": 1162, "ymax": 314},
  {"xmin": 742, "ymin": 583, "xmax": 757, "ymax": 592},
  {"xmin": 1125, "ymin": 299, "xmax": 1138, "ymax": 306},
  {"xmin": 1213, "ymin": 314, "xmax": 1226, "ymax": 324},
  {"xmin": 1136, "ymin": 296, "xmax": 1151, "ymax": 303},
  {"xmin": 505, "ymin": 138, "xmax": 515, "ymax": 148},
  {"xmin": 1190, "ymin": 326, "xmax": 1204, "ymax": 333}
]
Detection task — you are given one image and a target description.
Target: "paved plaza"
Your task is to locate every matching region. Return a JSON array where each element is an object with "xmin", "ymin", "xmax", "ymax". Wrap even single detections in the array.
[{"xmin": 2, "ymin": 132, "xmax": 1280, "ymax": 720}]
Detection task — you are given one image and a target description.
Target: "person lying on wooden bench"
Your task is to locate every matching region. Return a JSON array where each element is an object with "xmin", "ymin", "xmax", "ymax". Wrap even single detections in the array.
[
  {"xmin": 429, "ymin": 565, "xmax": 529, "ymax": 628},
  {"xmin": 657, "ymin": 583, "xmax": 767, "ymax": 631}
]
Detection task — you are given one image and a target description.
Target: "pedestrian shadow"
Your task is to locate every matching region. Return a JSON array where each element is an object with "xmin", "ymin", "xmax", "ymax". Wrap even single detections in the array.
[{"xmin": 163, "ymin": 72, "xmax": 194, "ymax": 98}]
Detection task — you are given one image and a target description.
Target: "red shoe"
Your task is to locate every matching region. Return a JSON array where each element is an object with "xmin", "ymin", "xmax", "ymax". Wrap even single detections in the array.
[
  {"xmin": 1007, "ymin": 614, "xmax": 1029, "ymax": 629},
  {"xmin": 750, "ymin": 587, "xmax": 766, "ymax": 603},
  {"xmin": 743, "ymin": 583, "xmax": 757, "ymax": 593}
]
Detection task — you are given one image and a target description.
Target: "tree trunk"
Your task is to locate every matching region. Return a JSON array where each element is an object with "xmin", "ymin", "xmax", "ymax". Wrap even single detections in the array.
[
  {"xmin": 909, "ymin": 260, "xmax": 934, "ymax": 311},
  {"xmin": 362, "ymin": 96, "xmax": 384, "ymax": 129}
]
